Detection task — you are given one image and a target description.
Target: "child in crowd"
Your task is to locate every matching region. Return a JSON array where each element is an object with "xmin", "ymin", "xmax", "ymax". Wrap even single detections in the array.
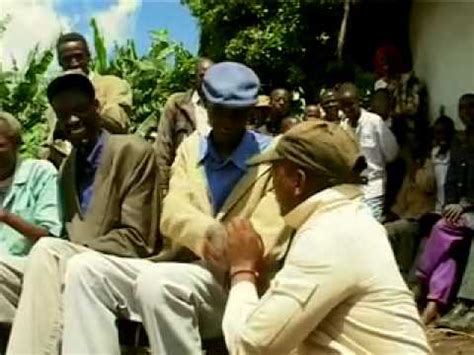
[{"xmin": 303, "ymin": 104, "xmax": 322, "ymax": 121}]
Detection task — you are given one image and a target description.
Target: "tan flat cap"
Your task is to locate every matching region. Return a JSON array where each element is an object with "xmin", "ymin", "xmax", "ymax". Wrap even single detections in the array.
[{"xmin": 248, "ymin": 120, "xmax": 364, "ymax": 184}]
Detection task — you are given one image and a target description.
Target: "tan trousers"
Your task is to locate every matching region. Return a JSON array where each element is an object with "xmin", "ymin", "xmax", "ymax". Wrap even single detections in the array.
[
  {"xmin": 6, "ymin": 237, "xmax": 90, "ymax": 355},
  {"xmin": 0, "ymin": 256, "xmax": 26, "ymax": 323}
]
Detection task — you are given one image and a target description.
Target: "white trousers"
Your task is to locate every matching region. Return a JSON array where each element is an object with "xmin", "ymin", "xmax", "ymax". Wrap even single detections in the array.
[
  {"xmin": 0, "ymin": 255, "xmax": 26, "ymax": 324},
  {"xmin": 62, "ymin": 253, "xmax": 227, "ymax": 355},
  {"xmin": 6, "ymin": 237, "xmax": 90, "ymax": 355}
]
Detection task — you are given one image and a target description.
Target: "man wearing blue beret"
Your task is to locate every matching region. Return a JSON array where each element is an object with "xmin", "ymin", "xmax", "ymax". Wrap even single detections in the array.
[{"xmin": 59, "ymin": 62, "xmax": 291, "ymax": 354}]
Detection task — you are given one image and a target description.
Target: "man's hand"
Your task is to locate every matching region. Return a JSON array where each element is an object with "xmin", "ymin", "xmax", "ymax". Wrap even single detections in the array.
[
  {"xmin": 225, "ymin": 217, "xmax": 263, "ymax": 273},
  {"xmin": 443, "ymin": 204, "xmax": 464, "ymax": 225},
  {"xmin": 202, "ymin": 224, "xmax": 229, "ymax": 275}
]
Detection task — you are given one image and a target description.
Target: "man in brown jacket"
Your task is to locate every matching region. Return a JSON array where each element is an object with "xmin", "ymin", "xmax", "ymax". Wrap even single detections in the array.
[
  {"xmin": 6, "ymin": 72, "xmax": 160, "ymax": 355},
  {"xmin": 154, "ymin": 57, "xmax": 213, "ymax": 193},
  {"xmin": 44, "ymin": 32, "xmax": 132, "ymax": 166}
]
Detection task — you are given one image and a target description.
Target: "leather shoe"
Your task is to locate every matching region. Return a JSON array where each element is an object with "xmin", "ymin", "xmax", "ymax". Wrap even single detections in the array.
[{"xmin": 437, "ymin": 301, "xmax": 470, "ymax": 328}]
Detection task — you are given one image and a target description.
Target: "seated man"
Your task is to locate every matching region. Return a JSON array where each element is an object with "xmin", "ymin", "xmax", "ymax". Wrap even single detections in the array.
[
  {"xmin": 222, "ymin": 121, "xmax": 430, "ymax": 354},
  {"xmin": 0, "ymin": 111, "xmax": 62, "ymax": 323},
  {"xmin": 44, "ymin": 32, "xmax": 132, "ymax": 166},
  {"xmin": 59, "ymin": 62, "xmax": 290, "ymax": 354},
  {"xmin": 6, "ymin": 71, "xmax": 160, "ymax": 354},
  {"xmin": 339, "ymin": 82, "xmax": 399, "ymax": 221},
  {"xmin": 422, "ymin": 94, "xmax": 474, "ymax": 329}
]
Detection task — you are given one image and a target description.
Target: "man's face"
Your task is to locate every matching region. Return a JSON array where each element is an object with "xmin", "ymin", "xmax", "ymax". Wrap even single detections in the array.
[
  {"xmin": 0, "ymin": 123, "xmax": 16, "ymax": 174},
  {"xmin": 196, "ymin": 59, "xmax": 213, "ymax": 90},
  {"xmin": 459, "ymin": 98, "xmax": 474, "ymax": 130},
  {"xmin": 272, "ymin": 161, "xmax": 300, "ymax": 216},
  {"xmin": 58, "ymin": 41, "xmax": 90, "ymax": 73},
  {"xmin": 208, "ymin": 105, "xmax": 249, "ymax": 147},
  {"xmin": 51, "ymin": 90, "xmax": 99, "ymax": 147},
  {"xmin": 304, "ymin": 105, "xmax": 320, "ymax": 120},
  {"xmin": 371, "ymin": 93, "xmax": 391, "ymax": 120},
  {"xmin": 339, "ymin": 93, "xmax": 360, "ymax": 122},
  {"xmin": 321, "ymin": 97, "xmax": 340, "ymax": 123},
  {"xmin": 270, "ymin": 89, "xmax": 291, "ymax": 117}
]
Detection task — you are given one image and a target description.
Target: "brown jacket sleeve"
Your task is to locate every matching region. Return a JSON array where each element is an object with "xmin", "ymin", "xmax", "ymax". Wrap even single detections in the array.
[
  {"xmin": 154, "ymin": 94, "xmax": 180, "ymax": 192},
  {"xmin": 97, "ymin": 76, "xmax": 132, "ymax": 134},
  {"xmin": 86, "ymin": 141, "xmax": 161, "ymax": 257}
]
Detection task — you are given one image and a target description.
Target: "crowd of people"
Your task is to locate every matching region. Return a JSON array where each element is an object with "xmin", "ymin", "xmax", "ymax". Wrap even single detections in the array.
[{"xmin": 0, "ymin": 31, "xmax": 472, "ymax": 354}]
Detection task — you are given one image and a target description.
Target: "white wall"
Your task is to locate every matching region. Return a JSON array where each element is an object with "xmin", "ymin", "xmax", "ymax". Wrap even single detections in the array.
[{"xmin": 410, "ymin": 0, "xmax": 474, "ymax": 128}]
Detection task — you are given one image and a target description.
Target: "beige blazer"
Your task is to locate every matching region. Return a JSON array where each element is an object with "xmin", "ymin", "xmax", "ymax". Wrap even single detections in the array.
[{"xmin": 152, "ymin": 132, "xmax": 290, "ymax": 266}]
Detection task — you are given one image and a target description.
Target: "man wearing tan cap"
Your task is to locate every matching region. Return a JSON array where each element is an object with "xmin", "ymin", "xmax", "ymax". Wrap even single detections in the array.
[{"xmin": 221, "ymin": 121, "xmax": 430, "ymax": 354}]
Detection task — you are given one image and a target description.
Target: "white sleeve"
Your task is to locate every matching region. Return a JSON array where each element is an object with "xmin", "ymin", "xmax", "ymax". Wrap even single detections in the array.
[
  {"xmin": 222, "ymin": 281, "xmax": 260, "ymax": 354},
  {"xmin": 377, "ymin": 118, "xmax": 399, "ymax": 163},
  {"xmin": 222, "ymin": 227, "xmax": 358, "ymax": 355}
]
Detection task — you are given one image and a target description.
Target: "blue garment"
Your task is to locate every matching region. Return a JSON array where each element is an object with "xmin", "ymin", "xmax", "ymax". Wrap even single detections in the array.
[
  {"xmin": 199, "ymin": 130, "xmax": 272, "ymax": 214},
  {"xmin": 76, "ymin": 132, "xmax": 107, "ymax": 214},
  {"xmin": 0, "ymin": 159, "xmax": 63, "ymax": 256}
]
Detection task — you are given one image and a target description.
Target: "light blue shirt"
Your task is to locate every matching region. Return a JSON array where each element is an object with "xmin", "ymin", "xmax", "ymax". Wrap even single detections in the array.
[
  {"xmin": 199, "ymin": 130, "xmax": 272, "ymax": 214},
  {"xmin": 0, "ymin": 159, "xmax": 63, "ymax": 256}
]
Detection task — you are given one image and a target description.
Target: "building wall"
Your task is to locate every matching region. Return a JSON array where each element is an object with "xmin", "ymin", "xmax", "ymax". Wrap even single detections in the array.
[{"xmin": 410, "ymin": 0, "xmax": 474, "ymax": 127}]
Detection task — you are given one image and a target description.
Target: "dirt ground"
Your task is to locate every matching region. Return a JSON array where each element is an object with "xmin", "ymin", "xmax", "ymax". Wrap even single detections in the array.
[{"xmin": 428, "ymin": 327, "xmax": 474, "ymax": 354}]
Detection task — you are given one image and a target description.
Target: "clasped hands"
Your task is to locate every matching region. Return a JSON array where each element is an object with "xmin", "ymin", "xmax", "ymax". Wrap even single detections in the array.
[{"xmin": 202, "ymin": 217, "xmax": 264, "ymax": 280}]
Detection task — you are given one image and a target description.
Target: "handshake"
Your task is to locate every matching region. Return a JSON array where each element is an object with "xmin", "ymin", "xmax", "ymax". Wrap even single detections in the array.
[{"xmin": 202, "ymin": 217, "xmax": 264, "ymax": 279}]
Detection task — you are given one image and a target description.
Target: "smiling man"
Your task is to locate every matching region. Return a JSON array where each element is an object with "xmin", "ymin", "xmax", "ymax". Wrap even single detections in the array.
[
  {"xmin": 6, "ymin": 71, "xmax": 160, "ymax": 355},
  {"xmin": 44, "ymin": 32, "xmax": 132, "ymax": 166}
]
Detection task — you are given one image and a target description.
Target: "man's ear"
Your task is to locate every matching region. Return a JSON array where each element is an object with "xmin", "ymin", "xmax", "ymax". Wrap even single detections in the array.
[
  {"xmin": 93, "ymin": 99, "xmax": 100, "ymax": 112},
  {"xmin": 294, "ymin": 168, "xmax": 307, "ymax": 197}
]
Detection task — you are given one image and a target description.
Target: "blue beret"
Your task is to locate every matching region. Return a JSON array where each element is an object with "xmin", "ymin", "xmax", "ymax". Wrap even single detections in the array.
[{"xmin": 202, "ymin": 62, "xmax": 260, "ymax": 108}]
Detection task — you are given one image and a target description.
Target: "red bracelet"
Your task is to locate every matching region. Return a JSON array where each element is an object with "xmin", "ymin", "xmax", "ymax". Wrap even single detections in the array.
[{"xmin": 230, "ymin": 269, "xmax": 259, "ymax": 280}]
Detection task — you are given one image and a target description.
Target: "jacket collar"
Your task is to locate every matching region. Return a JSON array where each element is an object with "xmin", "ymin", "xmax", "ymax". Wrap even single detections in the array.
[
  {"xmin": 284, "ymin": 184, "xmax": 363, "ymax": 230},
  {"xmin": 198, "ymin": 131, "xmax": 261, "ymax": 171}
]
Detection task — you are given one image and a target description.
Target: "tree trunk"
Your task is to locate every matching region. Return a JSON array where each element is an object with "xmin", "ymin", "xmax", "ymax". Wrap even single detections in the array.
[{"xmin": 337, "ymin": 0, "xmax": 351, "ymax": 60}]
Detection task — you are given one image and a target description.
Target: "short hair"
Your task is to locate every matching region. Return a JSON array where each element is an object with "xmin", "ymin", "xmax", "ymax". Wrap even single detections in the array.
[
  {"xmin": 338, "ymin": 82, "xmax": 359, "ymax": 99},
  {"xmin": 198, "ymin": 56, "xmax": 214, "ymax": 66},
  {"xmin": 270, "ymin": 88, "xmax": 291, "ymax": 99},
  {"xmin": 56, "ymin": 32, "xmax": 89, "ymax": 54},
  {"xmin": 460, "ymin": 93, "xmax": 474, "ymax": 104},
  {"xmin": 0, "ymin": 111, "xmax": 22, "ymax": 145}
]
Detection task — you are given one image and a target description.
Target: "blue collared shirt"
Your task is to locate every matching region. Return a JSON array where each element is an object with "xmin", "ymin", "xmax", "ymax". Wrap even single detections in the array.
[
  {"xmin": 199, "ymin": 130, "xmax": 272, "ymax": 214},
  {"xmin": 76, "ymin": 132, "xmax": 107, "ymax": 214}
]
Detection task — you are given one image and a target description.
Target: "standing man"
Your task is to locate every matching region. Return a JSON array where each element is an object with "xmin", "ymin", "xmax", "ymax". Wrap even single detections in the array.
[
  {"xmin": 6, "ymin": 71, "xmax": 160, "ymax": 355},
  {"xmin": 58, "ymin": 62, "xmax": 290, "ymax": 354},
  {"xmin": 338, "ymin": 82, "xmax": 399, "ymax": 221},
  {"xmin": 154, "ymin": 57, "xmax": 214, "ymax": 193},
  {"xmin": 222, "ymin": 121, "xmax": 430, "ymax": 354},
  {"xmin": 45, "ymin": 32, "xmax": 132, "ymax": 166},
  {"xmin": 257, "ymin": 88, "xmax": 293, "ymax": 136}
]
